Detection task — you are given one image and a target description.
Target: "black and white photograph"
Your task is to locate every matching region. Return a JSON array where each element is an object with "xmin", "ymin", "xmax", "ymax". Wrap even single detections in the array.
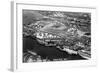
[
  {"xmin": 23, "ymin": 10, "xmax": 91, "ymax": 63},
  {"xmin": 11, "ymin": 2, "xmax": 97, "ymax": 71}
]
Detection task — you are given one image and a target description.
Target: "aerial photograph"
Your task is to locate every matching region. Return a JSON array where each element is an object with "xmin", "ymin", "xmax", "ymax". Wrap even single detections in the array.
[{"xmin": 22, "ymin": 10, "xmax": 91, "ymax": 63}]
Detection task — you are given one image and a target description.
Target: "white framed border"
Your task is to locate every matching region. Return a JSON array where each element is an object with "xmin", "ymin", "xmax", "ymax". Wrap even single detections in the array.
[{"xmin": 11, "ymin": 1, "xmax": 97, "ymax": 72}]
